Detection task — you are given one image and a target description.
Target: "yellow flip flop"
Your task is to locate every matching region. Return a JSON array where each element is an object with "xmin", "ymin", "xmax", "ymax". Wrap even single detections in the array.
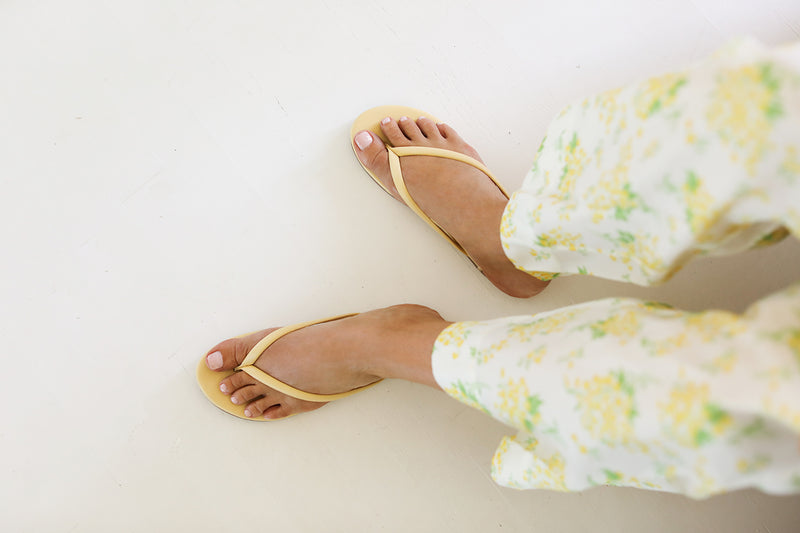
[
  {"xmin": 350, "ymin": 105, "xmax": 509, "ymax": 260},
  {"xmin": 196, "ymin": 313, "xmax": 383, "ymax": 421}
]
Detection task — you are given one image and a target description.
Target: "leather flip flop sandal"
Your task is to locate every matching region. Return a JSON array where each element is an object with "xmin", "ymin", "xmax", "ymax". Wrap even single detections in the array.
[
  {"xmin": 350, "ymin": 105, "xmax": 509, "ymax": 261},
  {"xmin": 196, "ymin": 313, "xmax": 383, "ymax": 421}
]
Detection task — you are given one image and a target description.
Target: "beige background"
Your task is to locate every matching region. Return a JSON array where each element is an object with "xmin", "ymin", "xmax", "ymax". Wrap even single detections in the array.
[{"xmin": 1, "ymin": 0, "xmax": 799, "ymax": 531}]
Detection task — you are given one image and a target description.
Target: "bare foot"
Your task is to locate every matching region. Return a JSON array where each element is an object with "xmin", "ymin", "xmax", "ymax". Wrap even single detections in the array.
[
  {"xmin": 204, "ymin": 305, "xmax": 450, "ymax": 419},
  {"xmin": 352, "ymin": 115, "xmax": 549, "ymax": 298}
]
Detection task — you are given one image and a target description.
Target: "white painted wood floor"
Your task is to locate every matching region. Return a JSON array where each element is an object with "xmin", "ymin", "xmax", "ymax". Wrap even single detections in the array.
[{"xmin": 2, "ymin": 1, "xmax": 799, "ymax": 531}]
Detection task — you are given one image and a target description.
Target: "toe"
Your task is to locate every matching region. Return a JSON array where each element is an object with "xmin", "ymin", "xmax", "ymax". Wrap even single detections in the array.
[
  {"xmin": 262, "ymin": 404, "xmax": 293, "ymax": 420},
  {"xmin": 353, "ymin": 129, "xmax": 401, "ymax": 200},
  {"xmin": 219, "ymin": 371, "xmax": 256, "ymax": 394},
  {"xmin": 397, "ymin": 115, "xmax": 424, "ymax": 141},
  {"xmin": 242, "ymin": 397, "xmax": 277, "ymax": 418},
  {"xmin": 436, "ymin": 122, "xmax": 461, "ymax": 141},
  {"xmin": 205, "ymin": 339, "xmax": 247, "ymax": 371},
  {"xmin": 230, "ymin": 384, "xmax": 265, "ymax": 406},
  {"xmin": 380, "ymin": 117, "xmax": 412, "ymax": 146},
  {"xmin": 206, "ymin": 328, "xmax": 278, "ymax": 372},
  {"xmin": 416, "ymin": 116, "xmax": 441, "ymax": 139}
]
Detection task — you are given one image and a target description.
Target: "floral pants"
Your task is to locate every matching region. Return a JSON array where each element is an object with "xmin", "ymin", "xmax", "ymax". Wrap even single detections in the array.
[{"xmin": 431, "ymin": 39, "xmax": 800, "ymax": 498}]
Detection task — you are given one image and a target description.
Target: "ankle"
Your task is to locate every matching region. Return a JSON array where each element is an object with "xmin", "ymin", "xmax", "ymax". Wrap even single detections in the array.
[{"xmin": 361, "ymin": 305, "xmax": 450, "ymax": 388}]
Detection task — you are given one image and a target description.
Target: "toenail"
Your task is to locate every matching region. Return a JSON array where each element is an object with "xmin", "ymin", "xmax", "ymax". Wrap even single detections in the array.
[
  {"xmin": 381, "ymin": 117, "xmax": 391, "ymax": 125},
  {"xmin": 219, "ymin": 383, "xmax": 228, "ymax": 393},
  {"xmin": 206, "ymin": 351, "xmax": 223, "ymax": 370},
  {"xmin": 354, "ymin": 131, "xmax": 373, "ymax": 150},
  {"xmin": 418, "ymin": 116, "xmax": 426, "ymax": 120},
  {"xmin": 244, "ymin": 409, "xmax": 252, "ymax": 417},
  {"xmin": 231, "ymin": 396, "xmax": 239, "ymax": 404},
  {"xmin": 399, "ymin": 116, "xmax": 409, "ymax": 121}
]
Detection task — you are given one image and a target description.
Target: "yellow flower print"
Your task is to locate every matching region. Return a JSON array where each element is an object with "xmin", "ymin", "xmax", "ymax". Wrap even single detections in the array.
[
  {"xmin": 495, "ymin": 377, "xmax": 542, "ymax": 432},
  {"xmin": 593, "ymin": 87, "xmax": 623, "ymax": 132},
  {"xmin": 468, "ymin": 339, "xmax": 507, "ymax": 365},
  {"xmin": 589, "ymin": 310, "xmax": 641, "ymax": 342},
  {"xmin": 597, "ymin": 470, "xmax": 661, "ymax": 490},
  {"xmin": 522, "ymin": 269, "xmax": 560, "ymax": 281},
  {"xmin": 659, "ymin": 383, "xmax": 732, "ymax": 447},
  {"xmin": 642, "ymin": 332, "xmax": 688, "ymax": 357},
  {"xmin": 557, "ymin": 133, "xmax": 589, "ymax": 202},
  {"xmin": 494, "ymin": 437, "xmax": 568, "ymax": 491},
  {"xmin": 585, "ymin": 139, "xmax": 639, "ymax": 223},
  {"xmin": 780, "ymin": 145, "xmax": 800, "ymax": 178},
  {"xmin": 736, "ymin": 455, "xmax": 771, "ymax": 474},
  {"xmin": 535, "ymin": 226, "xmax": 586, "ymax": 252},
  {"xmin": 604, "ymin": 230, "xmax": 665, "ymax": 280},
  {"xmin": 689, "ymin": 456, "xmax": 720, "ymax": 498},
  {"xmin": 519, "ymin": 345, "xmax": 547, "ymax": 370},
  {"xmin": 569, "ymin": 372, "xmax": 637, "ymax": 443},
  {"xmin": 708, "ymin": 351, "xmax": 738, "ymax": 374},
  {"xmin": 633, "ymin": 72, "xmax": 687, "ymax": 119},
  {"xmin": 435, "ymin": 322, "xmax": 476, "ymax": 360},
  {"xmin": 706, "ymin": 63, "xmax": 783, "ymax": 175},
  {"xmin": 508, "ymin": 310, "xmax": 579, "ymax": 342},
  {"xmin": 683, "ymin": 171, "xmax": 715, "ymax": 236},
  {"xmin": 684, "ymin": 310, "xmax": 745, "ymax": 341},
  {"xmin": 524, "ymin": 451, "xmax": 568, "ymax": 491},
  {"xmin": 443, "ymin": 380, "xmax": 491, "ymax": 415},
  {"xmin": 499, "ymin": 200, "xmax": 520, "ymax": 249},
  {"xmin": 762, "ymin": 396, "xmax": 800, "ymax": 433}
]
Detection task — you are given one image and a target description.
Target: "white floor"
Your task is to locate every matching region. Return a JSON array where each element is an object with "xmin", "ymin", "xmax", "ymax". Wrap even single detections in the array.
[{"xmin": 2, "ymin": 0, "xmax": 800, "ymax": 531}]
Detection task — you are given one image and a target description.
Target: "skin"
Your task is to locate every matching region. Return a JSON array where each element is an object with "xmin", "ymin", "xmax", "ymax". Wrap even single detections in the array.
[{"xmin": 205, "ymin": 117, "xmax": 548, "ymax": 419}]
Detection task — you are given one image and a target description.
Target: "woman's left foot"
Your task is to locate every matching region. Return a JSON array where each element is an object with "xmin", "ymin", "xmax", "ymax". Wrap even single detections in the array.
[
  {"xmin": 205, "ymin": 305, "xmax": 449, "ymax": 419},
  {"xmin": 352, "ymin": 115, "xmax": 548, "ymax": 298}
]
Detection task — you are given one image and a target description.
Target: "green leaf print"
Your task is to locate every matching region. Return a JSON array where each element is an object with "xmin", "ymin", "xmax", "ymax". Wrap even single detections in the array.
[
  {"xmin": 765, "ymin": 100, "xmax": 784, "ymax": 120},
  {"xmin": 604, "ymin": 470, "xmax": 623, "ymax": 484},
  {"xmin": 527, "ymin": 395, "xmax": 543, "ymax": 416},
  {"xmin": 694, "ymin": 429, "xmax": 713, "ymax": 447},
  {"xmin": 451, "ymin": 380, "xmax": 491, "ymax": 415},
  {"xmin": 739, "ymin": 417, "xmax": 768, "ymax": 438},
  {"xmin": 705, "ymin": 404, "xmax": 729, "ymax": 424},
  {"xmin": 759, "ymin": 63, "xmax": 780, "ymax": 92},
  {"xmin": 569, "ymin": 132, "xmax": 579, "ymax": 151},
  {"xmin": 617, "ymin": 230, "xmax": 636, "ymax": 244},
  {"xmin": 686, "ymin": 171, "xmax": 701, "ymax": 192},
  {"xmin": 613, "ymin": 371, "xmax": 636, "ymax": 398}
]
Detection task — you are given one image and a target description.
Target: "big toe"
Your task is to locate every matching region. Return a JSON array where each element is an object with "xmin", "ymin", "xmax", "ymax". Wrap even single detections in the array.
[
  {"xmin": 352, "ymin": 130, "xmax": 398, "ymax": 199},
  {"xmin": 205, "ymin": 329, "xmax": 275, "ymax": 372}
]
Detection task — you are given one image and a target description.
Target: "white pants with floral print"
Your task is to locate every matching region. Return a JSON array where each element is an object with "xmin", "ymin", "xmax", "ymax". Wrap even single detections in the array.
[{"xmin": 431, "ymin": 39, "xmax": 800, "ymax": 498}]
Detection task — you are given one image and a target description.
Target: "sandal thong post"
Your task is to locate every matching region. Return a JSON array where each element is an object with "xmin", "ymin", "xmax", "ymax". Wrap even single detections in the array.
[
  {"xmin": 350, "ymin": 105, "xmax": 509, "ymax": 260},
  {"xmin": 196, "ymin": 313, "xmax": 383, "ymax": 421}
]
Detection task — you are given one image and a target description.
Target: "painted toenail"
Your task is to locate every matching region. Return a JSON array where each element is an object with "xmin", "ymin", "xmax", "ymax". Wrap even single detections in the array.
[
  {"xmin": 219, "ymin": 383, "xmax": 228, "ymax": 393},
  {"xmin": 354, "ymin": 131, "xmax": 373, "ymax": 150},
  {"xmin": 244, "ymin": 409, "xmax": 252, "ymax": 417},
  {"xmin": 206, "ymin": 351, "xmax": 223, "ymax": 370},
  {"xmin": 381, "ymin": 117, "xmax": 391, "ymax": 125},
  {"xmin": 399, "ymin": 116, "xmax": 409, "ymax": 121},
  {"xmin": 418, "ymin": 116, "xmax": 426, "ymax": 120},
  {"xmin": 231, "ymin": 396, "xmax": 239, "ymax": 404}
]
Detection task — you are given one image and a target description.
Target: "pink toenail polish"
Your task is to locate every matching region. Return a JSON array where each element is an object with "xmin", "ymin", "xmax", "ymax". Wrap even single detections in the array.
[
  {"xmin": 244, "ymin": 409, "xmax": 252, "ymax": 417},
  {"xmin": 231, "ymin": 396, "xmax": 239, "ymax": 404},
  {"xmin": 381, "ymin": 117, "xmax": 391, "ymax": 125},
  {"xmin": 354, "ymin": 131, "xmax": 373, "ymax": 150},
  {"xmin": 206, "ymin": 351, "xmax": 223, "ymax": 370},
  {"xmin": 219, "ymin": 383, "xmax": 228, "ymax": 393}
]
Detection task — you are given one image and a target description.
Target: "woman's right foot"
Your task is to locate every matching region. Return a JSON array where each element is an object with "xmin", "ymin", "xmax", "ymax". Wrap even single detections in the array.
[{"xmin": 352, "ymin": 115, "xmax": 548, "ymax": 298}]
